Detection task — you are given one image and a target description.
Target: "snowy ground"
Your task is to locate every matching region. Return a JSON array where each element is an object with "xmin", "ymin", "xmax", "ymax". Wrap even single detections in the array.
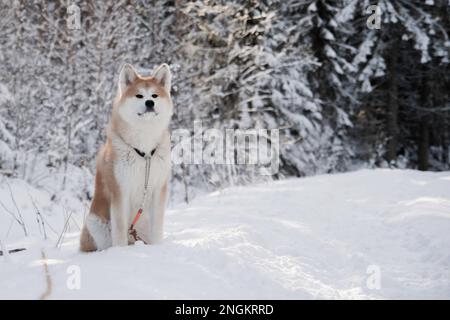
[{"xmin": 1, "ymin": 169, "xmax": 449, "ymax": 299}]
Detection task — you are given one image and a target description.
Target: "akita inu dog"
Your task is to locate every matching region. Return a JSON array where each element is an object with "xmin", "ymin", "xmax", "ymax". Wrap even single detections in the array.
[{"xmin": 80, "ymin": 63, "xmax": 173, "ymax": 252}]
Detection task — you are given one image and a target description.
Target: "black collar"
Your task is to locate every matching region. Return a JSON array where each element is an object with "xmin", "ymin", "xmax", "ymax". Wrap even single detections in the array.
[
  {"xmin": 133, "ymin": 147, "xmax": 156, "ymax": 158},
  {"xmin": 115, "ymin": 133, "xmax": 157, "ymax": 159}
]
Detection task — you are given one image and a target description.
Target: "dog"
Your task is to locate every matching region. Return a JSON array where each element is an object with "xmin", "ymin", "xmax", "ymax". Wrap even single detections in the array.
[{"xmin": 80, "ymin": 63, "xmax": 173, "ymax": 252}]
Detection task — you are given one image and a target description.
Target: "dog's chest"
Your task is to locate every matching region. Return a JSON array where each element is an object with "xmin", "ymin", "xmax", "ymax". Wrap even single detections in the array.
[
  {"xmin": 114, "ymin": 149, "xmax": 167, "ymax": 209},
  {"xmin": 117, "ymin": 154, "xmax": 147, "ymax": 203},
  {"xmin": 111, "ymin": 153, "xmax": 149, "ymax": 242}
]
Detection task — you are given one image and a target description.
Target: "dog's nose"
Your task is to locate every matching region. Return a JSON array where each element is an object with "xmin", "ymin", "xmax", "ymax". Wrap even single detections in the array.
[{"xmin": 145, "ymin": 100, "xmax": 154, "ymax": 109}]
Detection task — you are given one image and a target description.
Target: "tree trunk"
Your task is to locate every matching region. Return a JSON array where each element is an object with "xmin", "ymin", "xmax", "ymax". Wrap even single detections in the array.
[
  {"xmin": 418, "ymin": 119, "xmax": 429, "ymax": 171},
  {"xmin": 443, "ymin": 116, "xmax": 449, "ymax": 168},
  {"xmin": 418, "ymin": 67, "xmax": 430, "ymax": 171},
  {"xmin": 386, "ymin": 41, "xmax": 399, "ymax": 164}
]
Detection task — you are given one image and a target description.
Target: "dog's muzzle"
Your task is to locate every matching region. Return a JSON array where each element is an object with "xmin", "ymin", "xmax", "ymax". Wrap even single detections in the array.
[{"xmin": 138, "ymin": 99, "xmax": 157, "ymax": 116}]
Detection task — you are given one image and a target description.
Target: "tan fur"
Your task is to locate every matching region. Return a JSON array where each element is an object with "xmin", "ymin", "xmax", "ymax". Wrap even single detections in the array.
[
  {"xmin": 79, "ymin": 225, "xmax": 96, "ymax": 252},
  {"xmin": 80, "ymin": 139, "xmax": 119, "ymax": 252},
  {"xmin": 119, "ymin": 77, "xmax": 168, "ymax": 101},
  {"xmin": 160, "ymin": 180, "xmax": 168, "ymax": 204},
  {"xmin": 111, "ymin": 79, "xmax": 169, "ymax": 140},
  {"xmin": 80, "ymin": 64, "xmax": 172, "ymax": 252}
]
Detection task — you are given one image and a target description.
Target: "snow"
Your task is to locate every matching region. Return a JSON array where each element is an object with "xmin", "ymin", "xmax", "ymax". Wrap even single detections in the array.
[{"xmin": 1, "ymin": 169, "xmax": 450, "ymax": 299}]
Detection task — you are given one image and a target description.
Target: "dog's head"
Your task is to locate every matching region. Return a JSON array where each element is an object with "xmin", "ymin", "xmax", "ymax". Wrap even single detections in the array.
[{"xmin": 113, "ymin": 63, "xmax": 173, "ymax": 126}]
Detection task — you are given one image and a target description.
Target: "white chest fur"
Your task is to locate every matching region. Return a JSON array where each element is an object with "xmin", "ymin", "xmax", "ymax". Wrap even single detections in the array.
[{"xmin": 112, "ymin": 134, "xmax": 171, "ymax": 237}]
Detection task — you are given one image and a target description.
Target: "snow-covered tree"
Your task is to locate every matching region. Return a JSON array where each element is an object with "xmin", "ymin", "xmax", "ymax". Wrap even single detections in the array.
[
  {"xmin": 0, "ymin": 0, "xmax": 449, "ymax": 200},
  {"xmin": 351, "ymin": 0, "xmax": 450, "ymax": 169}
]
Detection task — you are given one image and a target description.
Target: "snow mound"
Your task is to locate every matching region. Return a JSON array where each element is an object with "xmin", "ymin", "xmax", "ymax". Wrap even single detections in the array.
[{"xmin": 1, "ymin": 169, "xmax": 449, "ymax": 299}]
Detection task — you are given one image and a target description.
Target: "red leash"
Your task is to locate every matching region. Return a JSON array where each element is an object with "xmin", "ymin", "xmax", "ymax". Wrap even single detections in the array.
[{"xmin": 129, "ymin": 210, "xmax": 146, "ymax": 243}]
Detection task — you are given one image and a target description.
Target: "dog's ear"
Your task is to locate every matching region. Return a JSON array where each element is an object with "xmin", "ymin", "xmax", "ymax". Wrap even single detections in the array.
[
  {"xmin": 152, "ymin": 63, "xmax": 171, "ymax": 93},
  {"xmin": 119, "ymin": 64, "xmax": 139, "ymax": 95}
]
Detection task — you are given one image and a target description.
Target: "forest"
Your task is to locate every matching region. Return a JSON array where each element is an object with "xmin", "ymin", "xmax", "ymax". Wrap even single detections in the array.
[
  {"xmin": 0, "ymin": 0, "xmax": 449, "ymax": 200},
  {"xmin": 1, "ymin": 0, "xmax": 450, "ymax": 301}
]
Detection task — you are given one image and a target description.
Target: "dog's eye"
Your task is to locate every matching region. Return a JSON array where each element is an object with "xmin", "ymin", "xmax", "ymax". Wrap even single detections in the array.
[
  {"xmin": 152, "ymin": 94, "xmax": 158, "ymax": 98},
  {"xmin": 136, "ymin": 94, "xmax": 143, "ymax": 99}
]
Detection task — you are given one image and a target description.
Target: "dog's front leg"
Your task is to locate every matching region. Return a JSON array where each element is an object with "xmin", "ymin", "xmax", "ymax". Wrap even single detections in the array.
[
  {"xmin": 111, "ymin": 198, "xmax": 129, "ymax": 246},
  {"xmin": 148, "ymin": 181, "xmax": 168, "ymax": 244}
]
